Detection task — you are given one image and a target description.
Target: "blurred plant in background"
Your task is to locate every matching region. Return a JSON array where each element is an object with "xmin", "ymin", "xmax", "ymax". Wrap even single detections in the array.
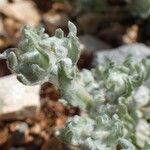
[
  {"xmin": 54, "ymin": 0, "xmax": 107, "ymax": 14},
  {"xmin": 67, "ymin": 0, "xmax": 107, "ymax": 14},
  {"xmin": 54, "ymin": 0, "xmax": 150, "ymax": 19},
  {"xmin": 128, "ymin": 0, "xmax": 150, "ymax": 19}
]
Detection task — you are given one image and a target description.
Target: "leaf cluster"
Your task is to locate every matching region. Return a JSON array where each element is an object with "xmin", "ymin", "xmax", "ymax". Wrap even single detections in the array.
[{"xmin": 0, "ymin": 22, "xmax": 150, "ymax": 150}]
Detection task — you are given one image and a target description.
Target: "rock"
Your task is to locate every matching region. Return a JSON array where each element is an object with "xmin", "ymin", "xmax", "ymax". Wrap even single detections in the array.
[
  {"xmin": 94, "ymin": 43, "xmax": 150, "ymax": 65},
  {"xmin": 78, "ymin": 13, "xmax": 101, "ymax": 34},
  {"xmin": 0, "ymin": 59, "xmax": 10, "ymax": 77},
  {"xmin": 0, "ymin": 17, "xmax": 4, "ymax": 35},
  {"xmin": 2, "ymin": 17, "xmax": 22, "ymax": 46},
  {"xmin": 51, "ymin": 2, "xmax": 72, "ymax": 14},
  {"xmin": 0, "ymin": 0, "xmax": 41, "ymax": 26},
  {"xmin": 0, "ymin": 127, "xmax": 9, "ymax": 145},
  {"xmin": 41, "ymin": 137, "xmax": 67, "ymax": 150},
  {"xmin": 122, "ymin": 24, "xmax": 139, "ymax": 44},
  {"xmin": 42, "ymin": 12, "xmax": 69, "ymax": 35},
  {"xmin": 0, "ymin": 0, "xmax": 7, "ymax": 10},
  {"xmin": 77, "ymin": 10, "xmax": 127, "ymax": 36},
  {"xmin": 0, "ymin": 0, "xmax": 41, "ymax": 47},
  {"xmin": 10, "ymin": 122, "xmax": 28, "ymax": 145},
  {"xmin": 0, "ymin": 75, "xmax": 40, "ymax": 119},
  {"xmin": 79, "ymin": 35, "xmax": 111, "ymax": 52},
  {"xmin": 40, "ymin": 82, "xmax": 60, "ymax": 100},
  {"xmin": 33, "ymin": 0, "xmax": 52, "ymax": 12},
  {"xmin": 143, "ymin": 19, "xmax": 150, "ymax": 44},
  {"xmin": 98, "ymin": 22, "xmax": 126, "ymax": 46},
  {"xmin": 78, "ymin": 35, "xmax": 111, "ymax": 69},
  {"xmin": 0, "ymin": 17, "xmax": 11, "ymax": 49}
]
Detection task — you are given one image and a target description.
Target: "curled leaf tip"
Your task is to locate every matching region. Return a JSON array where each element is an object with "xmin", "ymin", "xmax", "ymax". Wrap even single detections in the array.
[
  {"xmin": 55, "ymin": 28, "xmax": 64, "ymax": 38},
  {"xmin": 68, "ymin": 21, "xmax": 77, "ymax": 36}
]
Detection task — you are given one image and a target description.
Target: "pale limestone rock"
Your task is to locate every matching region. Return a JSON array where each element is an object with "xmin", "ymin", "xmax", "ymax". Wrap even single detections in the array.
[
  {"xmin": 94, "ymin": 43, "xmax": 150, "ymax": 65},
  {"xmin": 79, "ymin": 35, "xmax": 111, "ymax": 52},
  {"xmin": 0, "ymin": 0, "xmax": 40, "ymax": 26},
  {"xmin": 0, "ymin": 75, "xmax": 40, "ymax": 115}
]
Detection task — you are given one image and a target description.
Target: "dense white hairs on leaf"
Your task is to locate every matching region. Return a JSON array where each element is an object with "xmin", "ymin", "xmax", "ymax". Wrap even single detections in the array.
[{"xmin": 58, "ymin": 56, "xmax": 150, "ymax": 149}]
